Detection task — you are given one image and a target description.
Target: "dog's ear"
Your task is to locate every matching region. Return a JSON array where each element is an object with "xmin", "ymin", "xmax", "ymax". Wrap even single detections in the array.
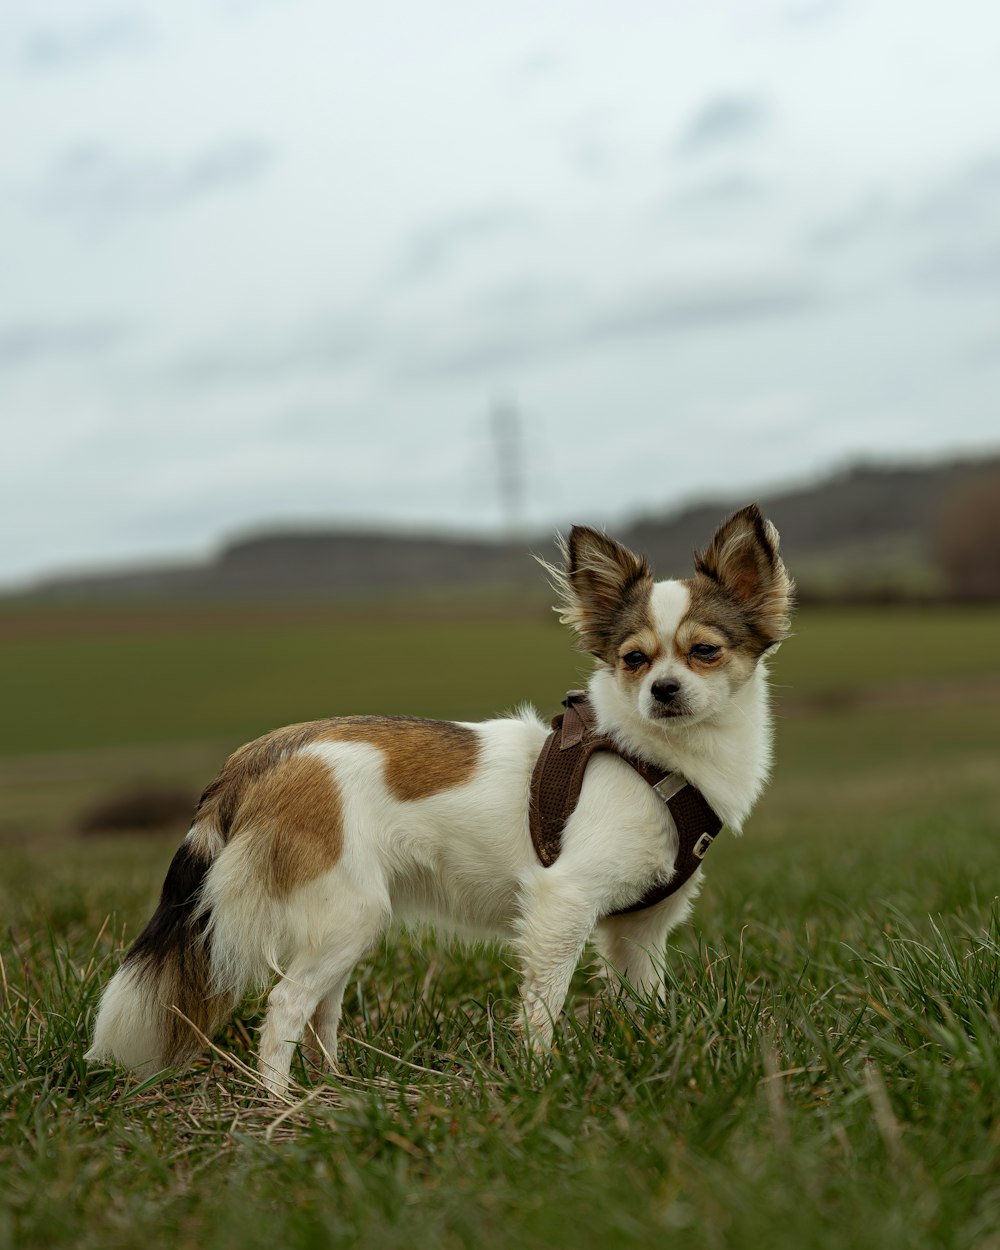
[
  {"xmin": 550, "ymin": 526, "xmax": 653, "ymax": 658},
  {"xmin": 695, "ymin": 504, "xmax": 794, "ymax": 645}
]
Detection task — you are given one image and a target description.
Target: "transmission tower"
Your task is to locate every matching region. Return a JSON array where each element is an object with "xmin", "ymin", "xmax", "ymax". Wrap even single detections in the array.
[{"xmin": 490, "ymin": 399, "xmax": 526, "ymax": 539}]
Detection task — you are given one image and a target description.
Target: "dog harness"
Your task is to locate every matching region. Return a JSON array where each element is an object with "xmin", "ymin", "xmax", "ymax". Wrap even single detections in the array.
[{"xmin": 528, "ymin": 691, "xmax": 724, "ymax": 916}]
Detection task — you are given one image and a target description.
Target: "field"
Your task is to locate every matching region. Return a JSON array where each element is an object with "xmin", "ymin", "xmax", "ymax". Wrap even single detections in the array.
[{"xmin": 2, "ymin": 598, "xmax": 1000, "ymax": 1250}]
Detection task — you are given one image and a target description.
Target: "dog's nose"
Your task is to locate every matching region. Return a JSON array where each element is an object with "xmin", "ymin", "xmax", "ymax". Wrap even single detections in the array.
[{"xmin": 651, "ymin": 679, "xmax": 681, "ymax": 704}]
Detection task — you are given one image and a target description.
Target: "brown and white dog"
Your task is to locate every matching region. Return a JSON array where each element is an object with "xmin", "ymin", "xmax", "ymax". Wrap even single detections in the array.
[{"xmin": 87, "ymin": 505, "xmax": 793, "ymax": 1095}]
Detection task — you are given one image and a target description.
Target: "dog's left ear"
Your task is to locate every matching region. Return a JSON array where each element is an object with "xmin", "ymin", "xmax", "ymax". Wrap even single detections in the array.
[{"xmin": 695, "ymin": 504, "xmax": 794, "ymax": 646}]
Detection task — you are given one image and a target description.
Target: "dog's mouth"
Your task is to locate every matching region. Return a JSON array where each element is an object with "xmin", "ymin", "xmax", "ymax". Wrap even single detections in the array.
[{"xmin": 648, "ymin": 701, "xmax": 693, "ymax": 721}]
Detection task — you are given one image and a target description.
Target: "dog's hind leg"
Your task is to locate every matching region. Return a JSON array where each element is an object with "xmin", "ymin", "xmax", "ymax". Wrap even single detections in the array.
[
  {"xmin": 258, "ymin": 974, "xmax": 323, "ymax": 1097},
  {"xmin": 302, "ymin": 978, "xmax": 350, "ymax": 1074},
  {"xmin": 257, "ymin": 901, "xmax": 385, "ymax": 1097}
]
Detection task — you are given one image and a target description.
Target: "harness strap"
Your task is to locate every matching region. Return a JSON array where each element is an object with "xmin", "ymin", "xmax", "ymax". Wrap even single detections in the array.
[{"xmin": 528, "ymin": 691, "xmax": 724, "ymax": 916}]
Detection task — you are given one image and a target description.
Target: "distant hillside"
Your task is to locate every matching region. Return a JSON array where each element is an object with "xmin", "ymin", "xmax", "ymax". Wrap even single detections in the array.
[
  {"xmin": 25, "ymin": 532, "xmax": 528, "ymax": 600},
  {"xmin": 22, "ymin": 452, "xmax": 1000, "ymax": 602},
  {"xmin": 624, "ymin": 454, "xmax": 1000, "ymax": 598}
]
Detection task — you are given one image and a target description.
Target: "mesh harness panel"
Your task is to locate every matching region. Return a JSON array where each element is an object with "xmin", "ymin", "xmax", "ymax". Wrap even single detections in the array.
[{"xmin": 528, "ymin": 691, "xmax": 724, "ymax": 917}]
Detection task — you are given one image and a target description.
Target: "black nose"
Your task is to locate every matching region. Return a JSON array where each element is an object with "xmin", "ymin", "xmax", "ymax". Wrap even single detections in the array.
[{"xmin": 651, "ymin": 679, "xmax": 681, "ymax": 704}]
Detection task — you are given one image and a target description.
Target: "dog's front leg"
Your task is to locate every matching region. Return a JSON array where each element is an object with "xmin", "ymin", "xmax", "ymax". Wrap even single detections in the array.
[
  {"xmin": 594, "ymin": 882, "xmax": 700, "ymax": 1004},
  {"xmin": 515, "ymin": 874, "xmax": 599, "ymax": 1049},
  {"xmin": 593, "ymin": 907, "xmax": 672, "ymax": 1003}
]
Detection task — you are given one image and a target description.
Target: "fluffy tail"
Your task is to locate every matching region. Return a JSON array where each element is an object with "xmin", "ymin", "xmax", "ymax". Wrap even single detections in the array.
[{"xmin": 86, "ymin": 828, "xmax": 239, "ymax": 1077}]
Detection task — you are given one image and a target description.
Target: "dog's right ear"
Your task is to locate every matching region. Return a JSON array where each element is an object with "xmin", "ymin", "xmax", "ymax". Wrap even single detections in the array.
[{"xmin": 545, "ymin": 526, "xmax": 652, "ymax": 658}]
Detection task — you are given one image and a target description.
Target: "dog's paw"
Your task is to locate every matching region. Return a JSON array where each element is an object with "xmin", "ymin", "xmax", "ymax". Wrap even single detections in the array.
[{"xmin": 512, "ymin": 1013, "xmax": 557, "ymax": 1063}]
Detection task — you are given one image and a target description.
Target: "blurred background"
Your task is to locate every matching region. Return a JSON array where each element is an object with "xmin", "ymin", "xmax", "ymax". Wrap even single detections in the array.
[{"xmin": 1, "ymin": 0, "xmax": 998, "ymax": 843}]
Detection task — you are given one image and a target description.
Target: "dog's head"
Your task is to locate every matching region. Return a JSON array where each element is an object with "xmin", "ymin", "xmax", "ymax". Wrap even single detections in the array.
[{"xmin": 552, "ymin": 504, "xmax": 794, "ymax": 728}]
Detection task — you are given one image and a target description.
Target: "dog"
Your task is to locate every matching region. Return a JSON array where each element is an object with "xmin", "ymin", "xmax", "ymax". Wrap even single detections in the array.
[{"xmin": 86, "ymin": 504, "xmax": 793, "ymax": 1095}]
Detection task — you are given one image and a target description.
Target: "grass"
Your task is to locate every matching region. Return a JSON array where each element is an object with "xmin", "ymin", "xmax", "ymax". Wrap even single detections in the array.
[
  {"xmin": 1, "ymin": 599, "xmax": 1000, "ymax": 1249},
  {"xmin": 2, "ymin": 598, "xmax": 998, "ymax": 757}
]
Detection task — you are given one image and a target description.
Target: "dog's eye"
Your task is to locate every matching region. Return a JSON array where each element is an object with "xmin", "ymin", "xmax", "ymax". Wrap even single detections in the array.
[
  {"xmin": 622, "ymin": 651, "xmax": 649, "ymax": 670},
  {"xmin": 690, "ymin": 643, "xmax": 722, "ymax": 661}
]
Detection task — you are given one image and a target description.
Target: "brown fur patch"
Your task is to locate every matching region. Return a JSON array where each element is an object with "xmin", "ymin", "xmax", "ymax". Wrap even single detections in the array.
[
  {"xmin": 195, "ymin": 722, "xmax": 345, "ymax": 841},
  {"xmin": 195, "ymin": 717, "xmax": 481, "ymax": 875},
  {"xmin": 230, "ymin": 752, "xmax": 344, "ymax": 894},
  {"xmin": 317, "ymin": 717, "xmax": 480, "ymax": 802}
]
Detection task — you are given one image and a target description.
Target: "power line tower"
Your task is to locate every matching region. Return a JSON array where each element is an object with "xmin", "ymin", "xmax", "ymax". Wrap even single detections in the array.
[{"xmin": 490, "ymin": 398, "xmax": 526, "ymax": 541}]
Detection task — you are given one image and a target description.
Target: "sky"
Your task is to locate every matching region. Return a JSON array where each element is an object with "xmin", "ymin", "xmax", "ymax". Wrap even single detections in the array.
[{"xmin": 2, "ymin": 0, "xmax": 999, "ymax": 587}]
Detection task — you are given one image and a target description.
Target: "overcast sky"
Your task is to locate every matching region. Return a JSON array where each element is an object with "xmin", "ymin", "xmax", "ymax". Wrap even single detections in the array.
[{"xmin": 2, "ymin": 0, "xmax": 999, "ymax": 587}]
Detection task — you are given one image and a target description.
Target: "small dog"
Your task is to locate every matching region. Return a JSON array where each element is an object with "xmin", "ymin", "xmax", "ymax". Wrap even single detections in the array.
[{"xmin": 87, "ymin": 504, "xmax": 793, "ymax": 1094}]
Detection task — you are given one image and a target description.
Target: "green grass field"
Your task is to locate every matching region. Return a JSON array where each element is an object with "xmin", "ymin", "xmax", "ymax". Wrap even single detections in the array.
[{"xmin": 2, "ymin": 600, "xmax": 999, "ymax": 1250}]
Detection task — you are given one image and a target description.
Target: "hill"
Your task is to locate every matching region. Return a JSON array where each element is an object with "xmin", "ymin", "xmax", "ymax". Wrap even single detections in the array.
[{"xmin": 19, "ymin": 452, "xmax": 1000, "ymax": 601}]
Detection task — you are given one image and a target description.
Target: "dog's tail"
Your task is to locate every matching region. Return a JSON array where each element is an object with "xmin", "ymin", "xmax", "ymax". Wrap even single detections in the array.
[
  {"xmin": 85, "ymin": 818, "xmax": 245, "ymax": 1078},
  {"xmin": 88, "ymin": 725, "xmax": 351, "ymax": 1077}
]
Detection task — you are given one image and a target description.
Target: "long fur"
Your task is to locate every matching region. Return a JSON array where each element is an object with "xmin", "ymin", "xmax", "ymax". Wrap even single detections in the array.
[
  {"xmin": 87, "ymin": 835, "xmax": 236, "ymax": 1073},
  {"xmin": 87, "ymin": 505, "xmax": 793, "ymax": 1095}
]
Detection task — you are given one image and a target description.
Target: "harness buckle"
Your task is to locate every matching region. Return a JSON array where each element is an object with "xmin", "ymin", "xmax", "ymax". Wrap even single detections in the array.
[
  {"xmin": 693, "ymin": 832, "xmax": 716, "ymax": 859},
  {"xmin": 652, "ymin": 773, "xmax": 687, "ymax": 804}
]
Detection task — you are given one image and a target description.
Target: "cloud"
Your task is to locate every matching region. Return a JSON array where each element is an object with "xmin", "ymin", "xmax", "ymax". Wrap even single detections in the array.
[
  {"xmin": 0, "ymin": 320, "xmax": 127, "ymax": 369},
  {"xmin": 905, "ymin": 154, "xmax": 1000, "ymax": 289},
  {"xmin": 510, "ymin": 48, "xmax": 560, "ymax": 83},
  {"xmin": 398, "ymin": 277, "xmax": 819, "ymax": 380},
  {"xmin": 583, "ymin": 280, "xmax": 818, "ymax": 345},
  {"xmin": 806, "ymin": 156, "xmax": 1000, "ymax": 297},
  {"xmin": 184, "ymin": 141, "xmax": 274, "ymax": 195},
  {"xmin": 783, "ymin": 0, "xmax": 849, "ymax": 28},
  {"xmin": 664, "ymin": 173, "xmax": 768, "ymax": 215},
  {"xmin": 171, "ymin": 319, "xmax": 372, "ymax": 388},
  {"xmin": 965, "ymin": 334, "xmax": 1000, "ymax": 368},
  {"xmin": 22, "ymin": 13, "xmax": 152, "ymax": 71},
  {"xmin": 33, "ymin": 138, "xmax": 276, "ymax": 223},
  {"xmin": 399, "ymin": 326, "xmax": 552, "ymax": 380},
  {"xmin": 810, "ymin": 155, "xmax": 1000, "ymax": 255},
  {"xmin": 674, "ymin": 95, "xmax": 768, "ymax": 158},
  {"xmin": 911, "ymin": 153, "xmax": 1000, "ymax": 231},
  {"xmin": 175, "ymin": 280, "xmax": 583, "ymax": 390},
  {"xmin": 911, "ymin": 243, "xmax": 1000, "ymax": 291},
  {"xmin": 395, "ymin": 207, "xmax": 535, "ymax": 281},
  {"xmin": 467, "ymin": 278, "xmax": 582, "ymax": 319},
  {"xmin": 807, "ymin": 196, "xmax": 890, "ymax": 251},
  {"xmin": 565, "ymin": 112, "xmax": 620, "ymax": 179}
]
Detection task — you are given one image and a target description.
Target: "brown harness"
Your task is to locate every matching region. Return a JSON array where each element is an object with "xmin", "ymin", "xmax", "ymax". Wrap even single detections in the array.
[{"xmin": 528, "ymin": 691, "xmax": 724, "ymax": 916}]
